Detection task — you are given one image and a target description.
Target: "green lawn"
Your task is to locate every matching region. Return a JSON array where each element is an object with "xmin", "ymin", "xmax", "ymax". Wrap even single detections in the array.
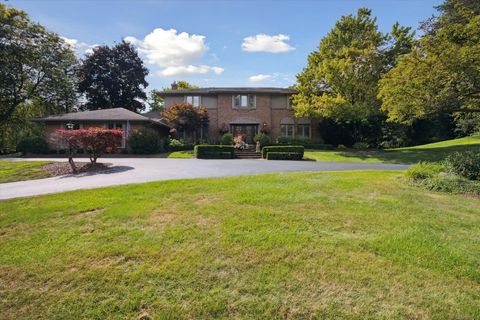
[
  {"xmin": 1, "ymin": 171, "xmax": 479, "ymax": 319},
  {"xmin": 167, "ymin": 150, "xmax": 194, "ymax": 158},
  {"xmin": 0, "ymin": 160, "xmax": 52, "ymax": 183},
  {"xmin": 305, "ymin": 134, "xmax": 480, "ymax": 164}
]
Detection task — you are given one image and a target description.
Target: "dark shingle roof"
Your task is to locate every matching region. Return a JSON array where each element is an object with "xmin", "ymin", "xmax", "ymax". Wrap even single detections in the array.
[
  {"xmin": 157, "ymin": 87, "xmax": 297, "ymax": 96},
  {"xmin": 34, "ymin": 108, "xmax": 171, "ymax": 128}
]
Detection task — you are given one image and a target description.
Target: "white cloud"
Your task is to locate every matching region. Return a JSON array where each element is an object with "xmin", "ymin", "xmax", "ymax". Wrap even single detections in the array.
[
  {"xmin": 249, "ymin": 74, "xmax": 272, "ymax": 82},
  {"xmin": 160, "ymin": 65, "xmax": 224, "ymax": 77},
  {"xmin": 242, "ymin": 34, "xmax": 295, "ymax": 53},
  {"xmin": 125, "ymin": 28, "xmax": 223, "ymax": 77},
  {"xmin": 61, "ymin": 36, "xmax": 99, "ymax": 55}
]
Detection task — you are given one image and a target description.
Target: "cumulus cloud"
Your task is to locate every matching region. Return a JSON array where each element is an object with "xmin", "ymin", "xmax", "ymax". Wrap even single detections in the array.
[
  {"xmin": 249, "ymin": 74, "xmax": 272, "ymax": 82},
  {"xmin": 125, "ymin": 28, "xmax": 223, "ymax": 77},
  {"xmin": 61, "ymin": 36, "xmax": 99, "ymax": 55},
  {"xmin": 242, "ymin": 34, "xmax": 295, "ymax": 53}
]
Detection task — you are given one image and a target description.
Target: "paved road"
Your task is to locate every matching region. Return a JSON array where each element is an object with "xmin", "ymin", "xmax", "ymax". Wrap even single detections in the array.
[{"xmin": 0, "ymin": 158, "xmax": 408, "ymax": 200}]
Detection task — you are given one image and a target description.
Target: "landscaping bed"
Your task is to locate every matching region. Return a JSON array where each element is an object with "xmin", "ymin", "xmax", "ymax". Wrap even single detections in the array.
[{"xmin": 42, "ymin": 162, "xmax": 112, "ymax": 177}]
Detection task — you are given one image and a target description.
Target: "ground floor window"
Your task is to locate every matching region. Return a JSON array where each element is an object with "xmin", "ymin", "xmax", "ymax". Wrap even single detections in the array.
[
  {"xmin": 107, "ymin": 122, "xmax": 123, "ymax": 130},
  {"xmin": 280, "ymin": 124, "xmax": 294, "ymax": 137},
  {"xmin": 297, "ymin": 124, "xmax": 311, "ymax": 139}
]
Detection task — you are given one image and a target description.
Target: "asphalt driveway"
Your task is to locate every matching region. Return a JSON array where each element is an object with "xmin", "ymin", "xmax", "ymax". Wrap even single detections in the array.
[{"xmin": 0, "ymin": 158, "xmax": 408, "ymax": 200}]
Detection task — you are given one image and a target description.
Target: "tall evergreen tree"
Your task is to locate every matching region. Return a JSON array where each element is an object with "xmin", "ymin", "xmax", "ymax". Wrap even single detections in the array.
[{"xmin": 78, "ymin": 41, "xmax": 148, "ymax": 112}]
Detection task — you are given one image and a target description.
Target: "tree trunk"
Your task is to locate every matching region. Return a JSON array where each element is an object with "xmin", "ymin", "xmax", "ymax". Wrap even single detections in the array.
[{"xmin": 68, "ymin": 156, "xmax": 77, "ymax": 174}]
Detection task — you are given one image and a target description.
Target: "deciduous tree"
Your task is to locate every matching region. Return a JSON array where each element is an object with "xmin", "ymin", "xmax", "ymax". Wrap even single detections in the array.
[
  {"xmin": 379, "ymin": 0, "xmax": 480, "ymax": 123},
  {"xmin": 78, "ymin": 41, "xmax": 148, "ymax": 112},
  {"xmin": 161, "ymin": 102, "xmax": 208, "ymax": 142},
  {"xmin": 0, "ymin": 4, "xmax": 78, "ymax": 123}
]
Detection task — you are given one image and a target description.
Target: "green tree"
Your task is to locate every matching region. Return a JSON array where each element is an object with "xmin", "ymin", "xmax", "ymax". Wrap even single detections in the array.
[
  {"xmin": 148, "ymin": 90, "xmax": 164, "ymax": 112},
  {"xmin": 0, "ymin": 4, "xmax": 78, "ymax": 152},
  {"xmin": 78, "ymin": 41, "xmax": 148, "ymax": 112},
  {"xmin": 0, "ymin": 4, "xmax": 77, "ymax": 123},
  {"xmin": 293, "ymin": 8, "xmax": 414, "ymax": 142},
  {"xmin": 379, "ymin": 0, "xmax": 480, "ymax": 123}
]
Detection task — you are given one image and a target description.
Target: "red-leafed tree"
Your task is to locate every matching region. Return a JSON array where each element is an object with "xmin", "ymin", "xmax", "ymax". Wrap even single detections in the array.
[
  {"xmin": 161, "ymin": 102, "xmax": 209, "ymax": 142},
  {"xmin": 55, "ymin": 128, "xmax": 123, "ymax": 173}
]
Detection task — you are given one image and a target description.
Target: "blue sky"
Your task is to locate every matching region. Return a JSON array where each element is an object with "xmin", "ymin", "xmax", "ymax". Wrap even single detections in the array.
[{"xmin": 9, "ymin": 0, "xmax": 442, "ymax": 91}]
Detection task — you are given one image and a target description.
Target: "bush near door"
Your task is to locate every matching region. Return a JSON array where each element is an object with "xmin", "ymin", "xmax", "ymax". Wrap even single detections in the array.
[
  {"xmin": 262, "ymin": 146, "xmax": 304, "ymax": 159},
  {"xmin": 194, "ymin": 145, "xmax": 234, "ymax": 159}
]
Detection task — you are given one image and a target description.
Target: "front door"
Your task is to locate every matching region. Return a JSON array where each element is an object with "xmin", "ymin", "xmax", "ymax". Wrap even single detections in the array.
[{"xmin": 230, "ymin": 124, "xmax": 258, "ymax": 144}]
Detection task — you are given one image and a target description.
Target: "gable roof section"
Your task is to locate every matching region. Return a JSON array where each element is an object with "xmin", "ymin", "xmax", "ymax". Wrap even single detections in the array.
[
  {"xmin": 34, "ymin": 108, "xmax": 170, "ymax": 128},
  {"xmin": 157, "ymin": 87, "xmax": 297, "ymax": 96}
]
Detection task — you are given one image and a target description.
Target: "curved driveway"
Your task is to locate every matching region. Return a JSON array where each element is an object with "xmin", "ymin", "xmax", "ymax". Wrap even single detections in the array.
[{"xmin": 0, "ymin": 158, "xmax": 408, "ymax": 200}]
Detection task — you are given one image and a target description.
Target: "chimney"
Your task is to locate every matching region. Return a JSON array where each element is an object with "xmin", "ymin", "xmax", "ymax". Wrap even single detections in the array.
[{"xmin": 171, "ymin": 81, "xmax": 178, "ymax": 90}]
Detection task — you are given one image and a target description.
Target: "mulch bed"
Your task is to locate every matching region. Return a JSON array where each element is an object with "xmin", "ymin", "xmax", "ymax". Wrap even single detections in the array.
[{"xmin": 41, "ymin": 162, "xmax": 112, "ymax": 177}]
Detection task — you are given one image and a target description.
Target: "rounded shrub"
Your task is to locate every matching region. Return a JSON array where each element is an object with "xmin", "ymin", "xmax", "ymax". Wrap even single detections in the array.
[
  {"xmin": 220, "ymin": 133, "xmax": 234, "ymax": 145},
  {"xmin": 128, "ymin": 128, "xmax": 161, "ymax": 154},
  {"xmin": 444, "ymin": 151, "xmax": 480, "ymax": 180},
  {"xmin": 16, "ymin": 137, "xmax": 49, "ymax": 155},
  {"xmin": 254, "ymin": 133, "xmax": 270, "ymax": 147}
]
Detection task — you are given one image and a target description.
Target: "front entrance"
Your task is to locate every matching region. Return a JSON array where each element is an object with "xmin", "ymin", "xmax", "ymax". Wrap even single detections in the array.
[{"xmin": 230, "ymin": 124, "xmax": 258, "ymax": 144}]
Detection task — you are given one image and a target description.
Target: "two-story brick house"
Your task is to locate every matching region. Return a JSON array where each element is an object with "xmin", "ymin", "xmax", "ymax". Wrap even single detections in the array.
[{"xmin": 158, "ymin": 85, "xmax": 319, "ymax": 143}]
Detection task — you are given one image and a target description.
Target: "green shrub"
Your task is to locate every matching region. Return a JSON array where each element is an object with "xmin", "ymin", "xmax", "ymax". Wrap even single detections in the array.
[
  {"xmin": 128, "ymin": 128, "xmax": 161, "ymax": 154},
  {"xmin": 419, "ymin": 175, "xmax": 480, "ymax": 195},
  {"xmin": 444, "ymin": 151, "xmax": 480, "ymax": 180},
  {"xmin": 254, "ymin": 133, "xmax": 270, "ymax": 147},
  {"xmin": 194, "ymin": 145, "xmax": 234, "ymax": 159},
  {"xmin": 353, "ymin": 142, "xmax": 369, "ymax": 149},
  {"xmin": 220, "ymin": 133, "xmax": 234, "ymax": 145},
  {"xmin": 266, "ymin": 152, "xmax": 303, "ymax": 160},
  {"xmin": 337, "ymin": 144, "xmax": 347, "ymax": 149},
  {"xmin": 168, "ymin": 138, "xmax": 194, "ymax": 151},
  {"xmin": 16, "ymin": 137, "xmax": 49, "ymax": 155},
  {"xmin": 277, "ymin": 137, "xmax": 332, "ymax": 150},
  {"xmin": 405, "ymin": 162, "xmax": 444, "ymax": 181},
  {"xmin": 262, "ymin": 145, "xmax": 304, "ymax": 159}
]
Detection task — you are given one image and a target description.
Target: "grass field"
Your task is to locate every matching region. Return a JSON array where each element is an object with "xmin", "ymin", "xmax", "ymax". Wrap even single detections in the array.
[
  {"xmin": 0, "ymin": 160, "xmax": 52, "ymax": 183},
  {"xmin": 1, "ymin": 171, "xmax": 479, "ymax": 319},
  {"xmin": 305, "ymin": 134, "xmax": 480, "ymax": 164}
]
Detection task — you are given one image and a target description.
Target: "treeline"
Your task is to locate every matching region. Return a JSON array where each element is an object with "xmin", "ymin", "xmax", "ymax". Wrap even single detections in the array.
[{"xmin": 293, "ymin": 0, "xmax": 480, "ymax": 147}]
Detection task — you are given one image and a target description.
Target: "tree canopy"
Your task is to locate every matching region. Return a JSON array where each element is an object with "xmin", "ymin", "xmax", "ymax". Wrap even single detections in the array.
[
  {"xmin": 379, "ymin": 0, "xmax": 480, "ymax": 123},
  {"xmin": 293, "ymin": 8, "xmax": 414, "ymax": 123},
  {"xmin": 78, "ymin": 41, "xmax": 148, "ymax": 112},
  {"xmin": 0, "ymin": 3, "xmax": 78, "ymax": 124}
]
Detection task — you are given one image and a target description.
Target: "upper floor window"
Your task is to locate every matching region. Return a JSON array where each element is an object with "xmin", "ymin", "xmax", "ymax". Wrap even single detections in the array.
[
  {"xmin": 185, "ymin": 95, "xmax": 201, "ymax": 107},
  {"xmin": 233, "ymin": 94, "xmax": 255, "ymax": 108}
]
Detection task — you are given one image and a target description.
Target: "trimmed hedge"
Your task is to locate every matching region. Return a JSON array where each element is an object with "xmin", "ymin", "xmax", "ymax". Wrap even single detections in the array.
[
  {"xmin": 194, "ymin": 145, "xmax": 234, "ymax": 159},
  {"xmin": 277, "ymin": 137, "xmax": 332, "ymax": 150},
  {"xmin": 266, "ymin": 152, "xmax": 303, "ymax": 160},
  {"xmin": 16, "ymin": 137, "xmax": 49, "ymax": 155},
  {"xmin": 262, "ymin": 145, "xmax": 304, "ymax": 159}
]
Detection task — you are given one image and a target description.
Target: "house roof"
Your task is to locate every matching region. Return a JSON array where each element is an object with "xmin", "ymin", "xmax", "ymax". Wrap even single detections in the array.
[
  {"xmin": 157, "ymin": 87, "xmax": 297, "ymax": 96},
  {"xmin": 34, "ymin": 108, "xmax": 170, "ymax": 128}
]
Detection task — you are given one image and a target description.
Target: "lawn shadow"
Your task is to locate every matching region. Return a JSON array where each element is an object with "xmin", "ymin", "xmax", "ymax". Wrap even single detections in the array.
[{"xmin": 335, "ymin": 143, "xmax": 480, "ymax": 164}]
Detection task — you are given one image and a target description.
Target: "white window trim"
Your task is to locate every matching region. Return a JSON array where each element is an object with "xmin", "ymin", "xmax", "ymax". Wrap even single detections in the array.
[
  {"xmin": 184, "ymin": 95, "xmax": 202, "ymax": 107},
  {"xmin": 281, "ymin": 124, "xmax": 295, "ymax": 138},
  {"xmin": 232, "ymin": 94, "xmax": 256, "ymax": 109}
]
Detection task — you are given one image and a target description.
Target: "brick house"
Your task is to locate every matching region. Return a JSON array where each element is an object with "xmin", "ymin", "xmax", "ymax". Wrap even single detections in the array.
[
  {"xmin": 34, "ymin": 108, "xmax": 170, "ymax": 150},
  {"xmin": 158, "ymin": 85, "xmax": 319, "ymax": 143}
]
